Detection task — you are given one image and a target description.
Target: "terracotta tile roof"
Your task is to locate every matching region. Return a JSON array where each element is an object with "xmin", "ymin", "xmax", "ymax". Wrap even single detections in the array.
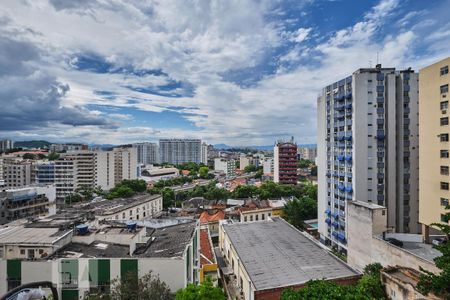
[
  {"xmin": 200, "ymin": 229, "xmax": 215, "ymax": 266},
  {"xmin": 199, "ymin": 210, "xmax": 225, "ymax": 224}
]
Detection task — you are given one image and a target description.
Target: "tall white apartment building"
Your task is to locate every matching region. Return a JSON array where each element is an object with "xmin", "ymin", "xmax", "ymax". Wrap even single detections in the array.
[
  {"xmin": 159, "ymin": 139, "xmax": 203, "ymax": 164},
  {"xmin": 214, "ymin": 158, "xmax": 236, "ymax": 178},
  {"xmin": 0, "ymin": 158, "xmax": 4, "ymax": 187},
  {"xmin": 0, "ymin": 140, "xmax": 14, "ymax": 152},
  {"xmin": 262, "ymin": 158, "xmax": 274, "ymax": 174},
  {"xmin": 132, "ymin": 142, "xmax": 160, "ymax": 165},
  {"xmin": 40, "ymin": 148, "xmax": 138, "ymax": 201},
  {"xmin": 201, "ymin": 143, "xmax": 208, "ymax": 165},
  {"xmin": 317, "ymin": 66, "xmax": 419, "ymax": 254},
  {"xmin": 2, "ymin": 159, "xmax": 34, "ymax": 189}
]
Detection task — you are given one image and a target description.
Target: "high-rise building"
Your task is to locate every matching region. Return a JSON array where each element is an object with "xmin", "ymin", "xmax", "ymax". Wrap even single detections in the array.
[
  {"xmin": 50, "ymin": 143, "xmax": 88, "ymax": 152},
  {"xmin": 159, "ymin": 139, "xmax": 202, "ymax": 164},
  {"xmin": 262, "ymin": 158, "xmax": 274, "ymax": 174},
  {"xmin": 419, "ymin": 57, "xmax": 450, "ymax": 241},
  {"xmin": 273, "ymin": 140, "xmax": 297, "ymax": 185},
  {"xmin": 201, "ymin": 143, "xmax": 208, "ymax": 165},
  {"xmin": 317, "ymin": 65, "xmax": 419, "ymax": 253},
  {"xmin": 2, "ymin": 159, "xmax": 34, "ymax": 189},
  {"xmin": 132, "ymin": 142, "xmax": 160, "ymax": 165},
  {"xmin": 0, "ymin": 140, "xmax": 14, "ymax": 152},
  {"xmin": 214, "ymin": 158, "xmax": 236, "ymax": 178},
  {"xmin": 298, "ymin": 147, "xmax": 318, "ymax": 162},
  {"xmin": 96, "ymin": 147, "xmax": 138, "ymax": 191}
]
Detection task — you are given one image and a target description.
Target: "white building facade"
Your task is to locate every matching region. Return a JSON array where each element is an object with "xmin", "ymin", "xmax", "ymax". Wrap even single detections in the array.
[
  {"xmin": 132, "ymin": 142, "xmax": 160, "ymax": 165},
  {"xmin": 159, "ymin": 139, "xmax": 203, "ymax": 164},
  {"xmin": 317, "ymin": 66, "xmax": 420, "ymax": 254}
]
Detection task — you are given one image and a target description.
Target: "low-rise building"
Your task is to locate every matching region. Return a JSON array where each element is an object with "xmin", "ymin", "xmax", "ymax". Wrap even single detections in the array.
[
  {"xmin": 218, "ymin": 218, "xmax": 360, "ymax": 300},
  {"xmin": 239, "ymin": 206, "xmax": 273, "ymax": 222},
  {"xmin": 0, "ymin": 185, "xmax": 57, "ymax": 224},
  {"xmin": 199, "ymin": 227, "xmax": 218, "ymax": 284},
  {"xmin": 0, "ymin": 220, "xmax": 199, "ymax": 298}
]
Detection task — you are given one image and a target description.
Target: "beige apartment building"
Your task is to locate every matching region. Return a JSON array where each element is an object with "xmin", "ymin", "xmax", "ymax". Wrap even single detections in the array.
[{"xmin": 419, "ymin": 56, "xmax": 450, "ymax": 240}]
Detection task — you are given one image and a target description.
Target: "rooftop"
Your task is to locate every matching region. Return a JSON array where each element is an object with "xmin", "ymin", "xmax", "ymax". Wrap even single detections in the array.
[
  {"xmin": 222, "ymin": 218, "xmax": 359, "ymax": 291},
  {"xmin": 55, "ymin": 241, "xmax": 129, "ymax": 258},
  {"xmin": 200, "ymin": 229, "xmax": 215, "ymax": 266},
  {"xmin": 0, "ymin": 226, "xmax": 71, "ymax": 245},
  {"xmin": 78, "ymin": 193, "xmax": 162, "ymax": 215},
  {"xmin": 134, "ymin": 221, "xmax": 196, "ymax": 258},
  {"xmin": 199, "ymin": 210, "xmax": 225, "ymax": 224}
]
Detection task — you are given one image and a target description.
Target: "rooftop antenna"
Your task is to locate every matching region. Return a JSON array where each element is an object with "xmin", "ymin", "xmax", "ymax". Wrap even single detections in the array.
[
  {"xmin": 369, "ymin": 60, "xmax": 372, "ymax": 68},
  {"xmin": 376, "ymin": 51, "xmax": 379, "ymax": 65}
]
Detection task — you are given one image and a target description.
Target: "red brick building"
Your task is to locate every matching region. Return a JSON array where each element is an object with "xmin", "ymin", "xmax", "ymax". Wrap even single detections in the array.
[{"xmin": 274, "ymin": 141, "xmax": 298, "ymax": 184}]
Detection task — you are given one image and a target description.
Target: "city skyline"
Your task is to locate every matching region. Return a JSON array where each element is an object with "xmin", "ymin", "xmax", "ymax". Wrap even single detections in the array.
[{"xmin": 1, "ymin": 0, "xmax": 450, "ymax": 145}]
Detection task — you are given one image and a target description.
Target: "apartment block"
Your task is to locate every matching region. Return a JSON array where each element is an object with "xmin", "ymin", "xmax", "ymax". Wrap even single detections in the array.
[
  {"xmin": 0, "ymin": 185, "xmax": 56, "ymax": 224},
  {"xmin": 298, "ymin": 146, "xmax": 318, "ymax": 162},
  {"xmin": 49, "ymin": 143, "xmax": 88, "ymax": 152},
  {"xmin": 159, "ymin": 139, "xmax": 203, "ymax": 164},
  {"xmin": 132, "ymin": 142, "xmax": 160, "ymax": 165},
  {"xmin": 214, "ymin": 158, "xmax": 236, "ymax": 178},
  {"xmin": 419, "ymin": 57, "xmax": 450, "ymax": 240},
  {"xmin": 2, "ymin": 159, "xmax": 34, "ymax": 189},
  {"xmin": 201, "ymin": 142, "xmax": 208, "ymax": 165},
  {"xmin": 0, "ymin": 140, "xmax": 14, "ymax": 152},
  {"xmin": 274, "ymin": 140, "xmax": 297, "ymax": 184},
  {"xmin": 317, "ymin": 65, "xmax": 420, "ymax": 253}
]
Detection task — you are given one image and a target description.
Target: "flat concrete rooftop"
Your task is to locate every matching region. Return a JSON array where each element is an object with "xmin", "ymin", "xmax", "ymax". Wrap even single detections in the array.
[
  {"xmin": 401, "ymin": 242, "xmax": 441, "ymax": 263},
  {"xmin": 222, "ymin": 218, "xmax": 359, "ymax": 291}
]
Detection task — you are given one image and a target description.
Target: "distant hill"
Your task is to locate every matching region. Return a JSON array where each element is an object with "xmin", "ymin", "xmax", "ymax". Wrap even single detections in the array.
[
  {"xmin": 213, "ymin": 143, "xmax": 317, "ymax": 151},
  {"xmin": 14, "ymin": 140, "xmax": 51, "ymax": 149}
]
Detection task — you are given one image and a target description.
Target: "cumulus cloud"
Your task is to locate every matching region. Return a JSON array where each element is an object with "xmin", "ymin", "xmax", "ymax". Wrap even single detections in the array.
[{"xmin": 1, "ymin": 0, "xmax": 450, "ymax": 145}]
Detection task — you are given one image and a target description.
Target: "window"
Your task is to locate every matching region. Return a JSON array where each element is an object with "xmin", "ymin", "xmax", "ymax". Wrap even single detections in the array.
[
  {"xmin": 441, "ymin": 101, "xmax": 449, "ymax": 110},
  {"xmin": 441, "ymin": 166, "xmax": 449, "ymax": 175},
  {"xmin": 441, "ymin": 182, "xmax": 449, "ymax": 190},
  {"xmin": 262, "ymin": 214, "xmax": 265, "ymax": 220},
  {"xmin": 244, "ymin": 216, "xmax": 247, "ymax": 222},
  {"xmin": 441, "ymin": 117, "xmax": 449, "ymax": 126},
  {"xmin": 441, "ymin": 66, "xmax": 449, "ymax": 76},
  {"xmin": 441, "ymin": 84, "xmax": 449, "ymax": 94},
  {"xmin": 441, "ymin": 134, "xmax": 449, "ymax": 142},
  {"xmin": 441, "ymin": 214, "xmax": 449, "ymax": 223},
  {"xmin": 441, "ymin": 198, "xmax": 449, "ymax": 207},
  {"xmin": 250, "ymin": 215, "xmax": 253, "ymax": 221},
  {"xmin": 255, "ymin": 215, "xmax": 259, "ymax": 221},
  {"xmin": 20, "ymin": 249, "xmax": 25, "ymax": 255},
  {"xmin": 39, "ymin": 249, "xmax": 44, "ymax": 254},
  {"xmin": 441, "ymin": 150, "xmax": 449, "ymax": 158}
]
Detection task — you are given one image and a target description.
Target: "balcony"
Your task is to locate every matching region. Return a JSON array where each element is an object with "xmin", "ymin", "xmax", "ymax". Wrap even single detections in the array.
[
  {"xmin": 376, "ymin": 97, "xmax": 384, "ymax": 103},
  {"xmin": 325, "ymin": 208, "xmax": 331, "ymax": 215},
  {"xmin": 377, "ymin": 107, "xmax": 385, "ymax": 115},
  {"xmin": 345, "ymin": 185, "xmax": 353, "ymax": 193},
  {"xmin": 404, "ymin": 85, "xmax": 410, "ymax": 92},
  {"xmin": 377, "ymin": 73, "xmax": 385, "ymax": 81},
  {"xmin": 376, "ymin": 85, "xmax": 385, "ymax": 92},
  {"xmin": 345, "ymin": 92, "xmax": 352, "ymax": 99},
  {"xmin": 332, "ymin": 221, "xmax": 339, "ymax": 228}
]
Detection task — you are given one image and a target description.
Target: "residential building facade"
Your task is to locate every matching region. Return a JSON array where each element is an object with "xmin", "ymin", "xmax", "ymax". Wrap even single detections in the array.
[
  {"xmin": 0, "ymin": 185, "xmax": 56, "ymax": 224},
  {"xmin": 317, "ymin": 65, "xmax": 420, "ymax": 254},
  {"xmin": 132, "ymin": 142, "xmax": 160, "ymax": 165},
  {"xmin": 0, "ymin": 140, "xmax": 14, "ymax": 152},
  {"xmin": 419, "ymin": 56, "xmax": 450, "ymax": 240},
  {"xmin": 159, "ymin": 139, "xmax": 202, "ymax": 164},
  {"xmin": 214, "ymin": 158, "xmax": 236, "ymax": 178},
  {"xmin": 274, "ymin": 140, "xmax": 297, "ymax": 184},
  {"xmin": 298, "ymin": 146, "xmax": 318, "ymax": 162},
  {"xmin": 2, "ymin": 159, "xmax": 34, "ymax": 189}
]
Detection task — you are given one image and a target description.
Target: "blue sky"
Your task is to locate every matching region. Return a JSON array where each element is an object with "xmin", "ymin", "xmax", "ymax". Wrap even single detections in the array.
[{"xmin": 0, "ymin": 0, "xmax": 449, "ymax": 145}]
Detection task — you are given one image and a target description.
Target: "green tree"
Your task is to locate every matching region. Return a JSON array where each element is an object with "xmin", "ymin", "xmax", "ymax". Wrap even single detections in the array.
[
  {"xmin": 298, "ymin": 159, "xmax": 312, "ymax": 168},
  {"xmin": 310, "ymin": 165, "xmax": 317, "ymax": 176},
  {"xmin": 37, "ymin": 153, "xmax": 47, "ymax": 159},
  {"xmin": 283, "ymin": 197, "xmax": 317, "ymax": 229},
  {"xmin": 243, "ymin": 164, "xmax": 257, "ymax": 173},
  {"xmin": 198, "ymin": 166, "xmax": 210, "ymax": 179},
  {"xmin": 176, "ymin": 277, "xmax": 225, "ymax": 300},
  {"xmin": 162, "ymin": 188, "xmax": 176, "ymax": 208},
  {"xmin": 232, "ymin": 185, "xmax": 258, "ymax": 198},
  {"xmin": 417, "ymin": 210, "xmax": 450, "ymax": 299},
  {"xmin": 88, "ymin": 271, "xmax": 174, "ymax": 300},
  {"xmin": 22, "ymin": 153, "xmax": 36, "ymax": 159},
  {"xmin": 48, "ymin": 152, "xmax": 60, "ymax": 160}
]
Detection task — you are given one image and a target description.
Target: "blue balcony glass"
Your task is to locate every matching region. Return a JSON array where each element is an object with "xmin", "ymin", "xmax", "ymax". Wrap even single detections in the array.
[
  {"xmin": 325, "ymin": 218, "xmax": 331, "ymax": 225},
  {"xmin": 376, "ymin": 133, "xmax": 385, "ymax": 140},
  {"xmin": 337, "ymin": 155, "xmax": 345, "ymax": 161},
  {"xmin": 345, "ymin": 103, "xmax": 352, "ymax": 109},
  {"xmin": 325, "ymin": 208, "xmax": 331, "ymax": 215},
  {"xmin": 404, "ymin": 85, "xmax": 410, "ymax": 92},
  {"xmin": 338, "ymin": 184, "xmax": 345, "ymax": 191},
  {"xmin": 332, "ymin": 221, "xmax": 339, "ymax": 228},
  {"xmin": 338, "ymin": 233, "xmax": 346, "ymax": 243},
  {"xmin": 376, "ymin": 85, "xmax": 385, "ymax": 92},
  {"xmin": 377, "ymin": 108, "xmax": 385, "ymax": 115},
  {"xmin": 377, "ymin": 97, "xmax": 384, "ymax": 103},
  {"xmin": 346, "ymin": 172, "xmax": 352, "ymax": 179},
  {"xmin": 345, "ymin": 155, "xmax": 352, "ymax": 162},
  {"xmin": 332, "ymin": 211, "xmax": 340, "ymax": 218},
  {"xmin": 338, "ymin": 95, "xmax": 345, "ymax": 101},
  {"xmin": 345, "ymin": 185, "xmax": 353, "ymax": 193},
  {"xmin": 345, "ymin": 92, "xmax": 352, "ymax": 99},
  {"xmin": 332, "ymin": 231, "xmax": 339, "ymax": 238},
  {"xmin": 377, "ymin": 73, "xmax": 385, "ymax": 81},
  {"xmin": 345, "ymin": 134, "xmax": 352, "ymax": 141}
]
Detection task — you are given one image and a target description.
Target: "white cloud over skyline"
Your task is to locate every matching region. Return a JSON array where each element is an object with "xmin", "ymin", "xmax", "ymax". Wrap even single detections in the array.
[{"xmin": 0, "ymin": 0, "xmax": 450, "ymax": 145}]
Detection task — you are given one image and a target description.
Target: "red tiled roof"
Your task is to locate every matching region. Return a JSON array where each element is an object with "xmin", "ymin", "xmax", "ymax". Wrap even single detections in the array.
[
  {"xmin": 199, "ymin": 210, "xmax": 225, "ymax": 224},
  {"xmin": 200, "ymin": 229, "xmax": 215, "ymax": 266}
]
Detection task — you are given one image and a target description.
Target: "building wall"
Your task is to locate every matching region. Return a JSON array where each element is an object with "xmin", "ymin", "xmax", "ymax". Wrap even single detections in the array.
[
  {"xmin": 132, "ymin": 142, "xmax": 160, "ymax": 165},
  {"xmin": 96, "ymin": 196, "xmax": 163, "ymax": 221},
  {"xmin": 239, "ymin": 209, "xmax": 273, "ymax": 222},
  {"xmin": 159, "ymin": 139, "xmax": 202, "ymax": 164},
  {"xmin": 419, "ymin": 57, "xmax": 450, "ymax": 233},
  {"xmin": 317, "ymin": 67, "xmax": 420, "ymax": 253},
  {"xmin": 214, "ymin": 158, "xmax": 236, "ymax": 178},
  {"xmin": 274, "ymin": 142, "xmax": 297, "ymax": 184}
]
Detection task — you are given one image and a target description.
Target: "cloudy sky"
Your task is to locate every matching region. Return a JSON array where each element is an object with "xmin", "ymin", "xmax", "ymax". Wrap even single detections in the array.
[{"xmin": 1, "ymin": 0, "xmax": 450, "ymax": 146}]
